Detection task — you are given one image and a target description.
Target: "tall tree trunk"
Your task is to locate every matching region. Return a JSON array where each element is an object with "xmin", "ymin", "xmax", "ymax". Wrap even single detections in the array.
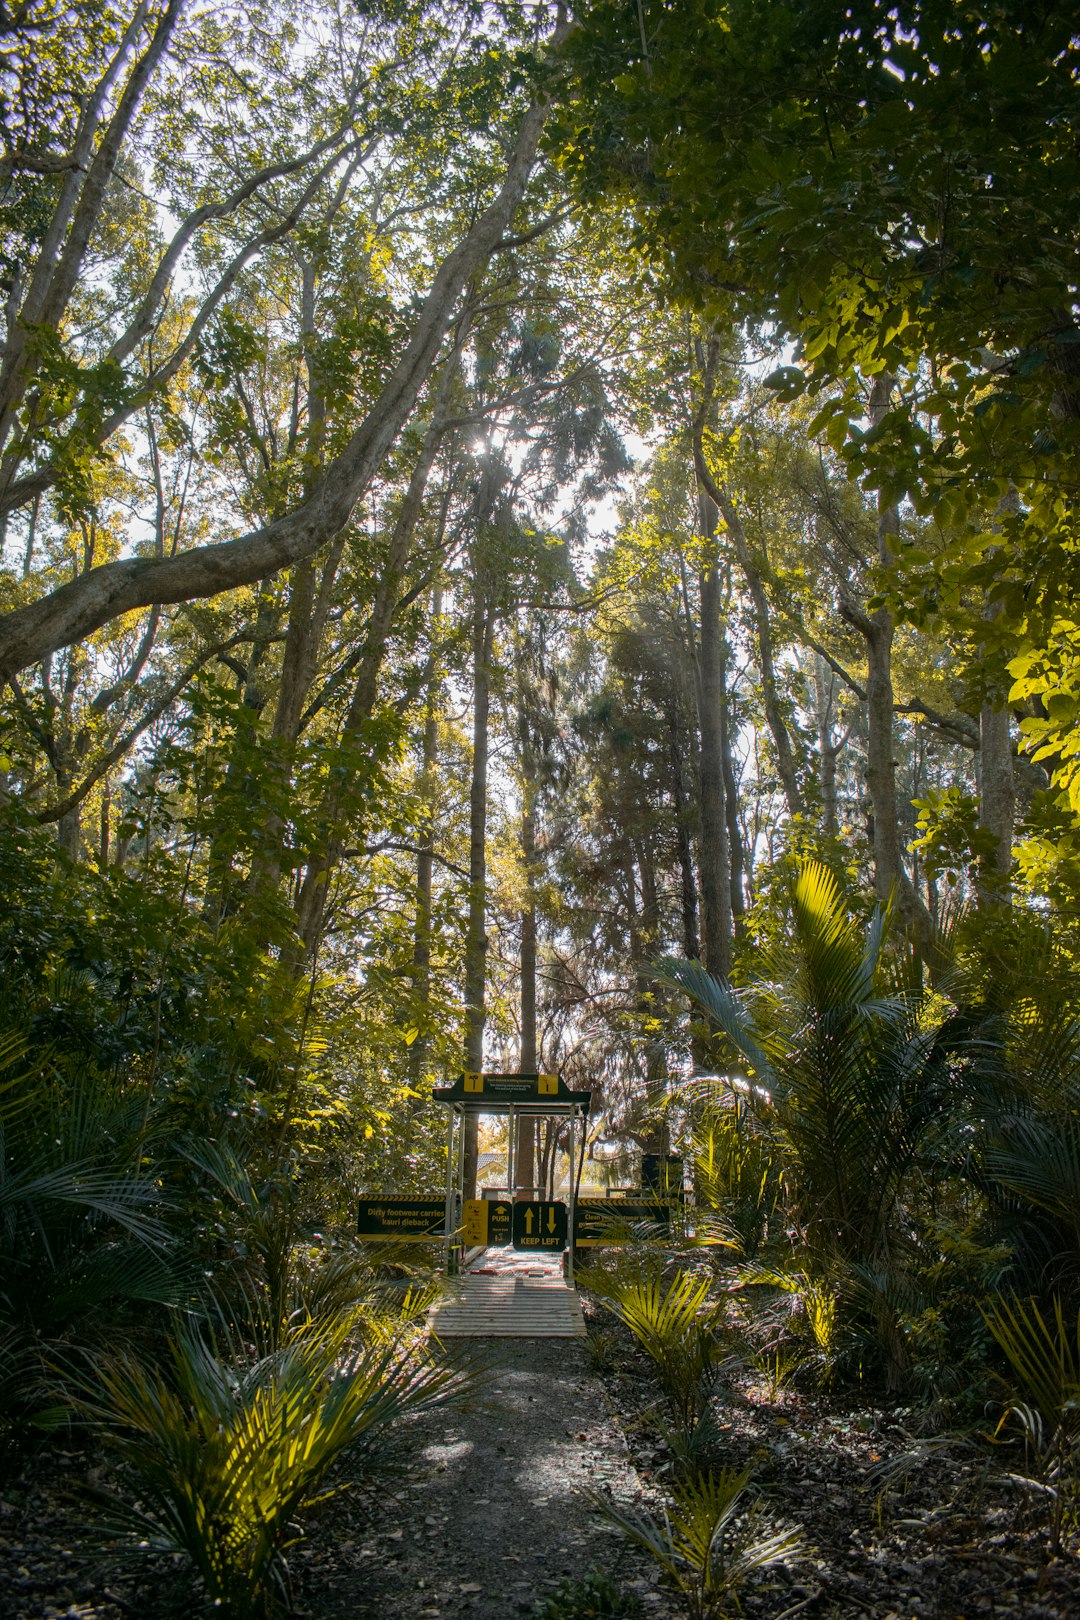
[
  {"xmin": 696, "ymin": 491, "xmax": 732, "ymax": 978},
  {"xmin": 977, "ymin": 489, "xmax": 1017, "ymax": 906},
  {"xmin": 840, "ymin": 377, "xmax": 936, "ymax": 964},
  {"xmin": 815, "ymin": 655, "xmax": 840, "ymax": 839},
  {"xmin": 518, "ymin": 707, "xmax": 538, "ymax": 1199},
  {"xmin": 667, "ymin": 699, "xmax": 700, "ymax": 960},
  {"xmin": 462, "ymin": 595, "xmax": 495, "ymax": 1202},
  {"xmin": 247, "ymin": 259, "xmax": 341, "ymax": 908},
  {"xmin": 203, "ymin": 585, "xmax": 279, "ymax": 921},
  {"xmin": 693, "ymin": 444, "xmax": 803, "ymax": 817},
  {"xmin": 292, "ymin": 406, "xmax": 451, "ymax": 954},
  {"xmin": 719, "ymin": 658, "xmax": 745, "ymax": 924},
  {"xmin": 978, "ymin": 699, "xmax": 1014, "ymax": 904},
  {"xmin": 408, "ymin": 586, "xmax": 443, "ymax": 1089}
]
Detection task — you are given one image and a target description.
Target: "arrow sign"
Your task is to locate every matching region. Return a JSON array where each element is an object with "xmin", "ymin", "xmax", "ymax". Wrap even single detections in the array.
[{"xmin": 512, "ymin": 1200, "xmax": 568, "ymax": 1251}]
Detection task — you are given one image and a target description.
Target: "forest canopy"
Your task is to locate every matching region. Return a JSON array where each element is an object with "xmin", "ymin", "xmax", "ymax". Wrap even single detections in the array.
[{"xmin": 4, "ymin": 0, "xmax": 1080, "ymax": 1607}]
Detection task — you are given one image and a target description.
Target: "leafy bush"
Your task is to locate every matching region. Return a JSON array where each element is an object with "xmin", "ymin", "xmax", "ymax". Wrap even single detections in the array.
[
  {"xmin": 74, "ymin": 1311, "xmax": 467, "ymax": 1618},
  {"xmin": 587, "ymin": 1466, "xmax": 802, "ymax": 1620},
  {"xmin": 983, "ymin": 1293, "xmax": 1080, "ymax": 1554},
  {"xmin": 583, "ymin": 1258, "xmax": 718, "ymax": 1424},
  {"xmin": 0, "ymin": 1027, "xmax": 180, "ymax": 1434}
]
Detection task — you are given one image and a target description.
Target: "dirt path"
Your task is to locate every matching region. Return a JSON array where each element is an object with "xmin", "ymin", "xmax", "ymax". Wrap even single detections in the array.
[{"xmin": 302, "ymin": 1271, "xmax": 674, "ymax": 1620}]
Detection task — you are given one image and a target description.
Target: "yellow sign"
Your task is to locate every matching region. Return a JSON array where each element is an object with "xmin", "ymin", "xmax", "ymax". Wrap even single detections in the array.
[
  {"xmin": 462, "ymin": 1198, "xmax": 488, "ymax": 1245},
  {"xmin": 538, "ymin": 1073, "xmax": 559, "ymax": 1095},
  {"xmin": 464, "ymin": 1072, "xmax": 484, "ymax": 1093}
]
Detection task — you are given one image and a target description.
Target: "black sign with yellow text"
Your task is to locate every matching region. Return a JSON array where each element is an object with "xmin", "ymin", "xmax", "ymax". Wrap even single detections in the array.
[
  {"xmin": 572, "ymin": 1199, "xmax": 672, "ymax": 1247},
  {"xmin": 357, "ymin": 1197, "xmax": 445, "ymax": 1242},
  {"xmin": 512, "ymin": 1199, "xmax": 568, "ymax": 1251},
  {"xmin": 432, "ymin": 1073, "xmax": 592, "ymax": 1113}
]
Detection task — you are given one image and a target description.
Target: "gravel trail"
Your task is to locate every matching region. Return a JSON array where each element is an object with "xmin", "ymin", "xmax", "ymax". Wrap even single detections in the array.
[{"xmin": 303, "ymin": 1333, "xmax": 670, "ymax": 1620}]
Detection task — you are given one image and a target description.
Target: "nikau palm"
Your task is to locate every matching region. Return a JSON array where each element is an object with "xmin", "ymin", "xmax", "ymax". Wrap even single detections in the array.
[{"xmin": 656, "ymin": 862, "xmax": 949, "ymax": 1273}]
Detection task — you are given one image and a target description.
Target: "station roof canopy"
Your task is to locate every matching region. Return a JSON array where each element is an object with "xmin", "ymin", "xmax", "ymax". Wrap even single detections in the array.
[{"xmin": 431, "ymin": 1072, "xmax": 592, "ymax": 1116}]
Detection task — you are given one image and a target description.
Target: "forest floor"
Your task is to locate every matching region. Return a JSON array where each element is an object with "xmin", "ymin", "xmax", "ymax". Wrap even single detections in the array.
[{"xmin": 1, "ymin": 1281, "xmax": 1080, "ymax": 1620}]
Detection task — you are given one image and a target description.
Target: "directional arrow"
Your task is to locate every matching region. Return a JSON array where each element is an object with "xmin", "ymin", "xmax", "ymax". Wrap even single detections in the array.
[
  {"xmin": 546, "ymin": 1206, "xmax": 556, "ymax": 1233},
  {"xmin": 524, "ymin": 1209, "xmax": 535, "ymax": 1235}
]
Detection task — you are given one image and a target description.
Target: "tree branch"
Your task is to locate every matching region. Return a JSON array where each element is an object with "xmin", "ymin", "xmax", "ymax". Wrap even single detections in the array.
[{"xmin": 0, "ymin": 90, "xmax": 554, "ymax": 679}]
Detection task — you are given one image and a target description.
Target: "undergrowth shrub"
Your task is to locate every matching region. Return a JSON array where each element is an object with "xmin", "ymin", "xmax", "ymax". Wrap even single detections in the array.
[
  {"xmin": 587, "ymin": 1466, "xmax": 802, "ymax": 1620},
  {"xmin": 582, "ymin": 1258, "xmax": 718, "ymax": 1425},
  {"xmin": 984, "ymin": 1293, "xmax": 1080, "ymax": 1555},
  {"xmin": 73, "ymin": 1309, "xmax": 467, "ymax": 1618}
]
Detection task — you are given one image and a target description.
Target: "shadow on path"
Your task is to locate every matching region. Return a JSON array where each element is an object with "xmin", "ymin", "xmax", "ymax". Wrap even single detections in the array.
[{"xmin": 303, "ymin": 1337, "xmax": 671, "ymax": 1620}]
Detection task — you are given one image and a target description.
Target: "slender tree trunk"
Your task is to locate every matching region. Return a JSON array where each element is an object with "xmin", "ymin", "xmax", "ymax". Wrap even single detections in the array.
[
  {"xmin": 204, "ymin": 585, "xmax": 279, "ymax": 921},
  {"xmin": 518, "ymin": 712, "xmax": 538, "ymax": 1199},
  {"xmin": 408, "ymin": 586, "xmax": 443, "ymax": 1089},
  {"xmin": 978, "ymin": 701, "xmax": 1014, "ymax": 904},
  {"xmin": 864, "ymin": 615, "xmax": 901, "ymax": 902},
  {"xmin": 696, "ymin": 491, "xmax": 731, "ymax": 978},
  {"xmin": 815, "ymin": 656, "xmax": 840, "ymax": 839},
  {"xmin": 99, "ymin": 779, "xmax": 110, "ymax": 868},
  {"xmin": 668, "ymin": 699, "xmax": 700, "ymax": 960},
  {"xmin": 977, "ymin": 489, "xmax": 1017, "ymax": 906},
  {"xmin": 693, "ymin": 444, "xmax": 803, "ymax": 816},
  {"xmin": 719, "ymin": 660, "xmax": 745, "ymax": 924},
  {"xmin": 248, "ymin": 259, "xmax": 337, "ymax": 907},
  {"xmin": 841, "ymin": 377, "xmax": 937, "ymax": 965},
  {"xmin": 292, "ymin": 407, "xmax": 450, "ymax": 954},
  {"xmin": 462, "ymin": 595, "xmax": 495, "ymax": 1202}
]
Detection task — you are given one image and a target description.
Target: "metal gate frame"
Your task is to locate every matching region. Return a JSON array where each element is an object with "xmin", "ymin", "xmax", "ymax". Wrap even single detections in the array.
[{"xmin": 432, "ymin": 1073, "xmax": 592, "ymax": 1284}]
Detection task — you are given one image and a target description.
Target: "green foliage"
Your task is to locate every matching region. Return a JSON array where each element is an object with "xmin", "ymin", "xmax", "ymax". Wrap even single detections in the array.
[
  {"xmin": 587, "ymin": 1467, "xmax": 803, "ymax": 1620},
  {"xmin": 557, "ymin": 0, "xmax": 1080, "ymax": 859},
  {"xmin": 658, "ymin": 862, "xmax": 950, "ymax": 1276},
  {"xmin": 911, "ymin": 784, "xmax": 998, "ymax": 890},
  {"xmin": 983, "ymin": 1294, "xmax": 1080, "ymax": 1555},
  {"xmin": 531, "ymin": 1568, "xmax": 644, "ymax": 1620},
  {"xmin": 692, "ymin": 1096, "xmax": 779, "ymax": 1259},
  {"xmin": 74, "ymin": 1311, "xmax": 466, "ymax": 1618},
  {"xmin": 583, "ymin": 1258, "xmax": 717, "ymax": 1425},
  {"xmin": 0, "ymin": 1019, "xmax": 180, "ymax": 1435}
]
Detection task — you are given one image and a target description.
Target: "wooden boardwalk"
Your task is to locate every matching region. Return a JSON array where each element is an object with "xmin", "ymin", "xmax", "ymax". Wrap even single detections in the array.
[{"xmin": 429, "ymin": 1249, "xmax": 586, "ymax": 1339}]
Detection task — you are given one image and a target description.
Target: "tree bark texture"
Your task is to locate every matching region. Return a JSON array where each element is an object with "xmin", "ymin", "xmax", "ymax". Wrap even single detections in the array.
[
  {"xmin": 840, "ymin": 377, "xmax": 937, "ymax": 967},
  {"xmin": 292, "ymin": 400, "xmax": 451, "ymax": 952},
  {"xmin": 696, "ymin": 491, "xmax": 732, "ymax": 979},
  {"xmin": 978, "ymin": 699, "xmax": 1015, "ymax": 902},
  {"xmin": 462, "ymin": 596, "xmax": 495, "ymax": 1203},
  {"xmin": 815, "ymin": 656, "xmax": 840, "ymax": 839},
  {"xmin": 518, "ymin": 712, "xmax": 538, "ymax": 1199},
  {"xmin": 667, "ymin": 699, "xmax": 700, "ymax": 961},
  {"xmin": 408, "ymin": 587, "xmax": 443, "ymax": 1089}
]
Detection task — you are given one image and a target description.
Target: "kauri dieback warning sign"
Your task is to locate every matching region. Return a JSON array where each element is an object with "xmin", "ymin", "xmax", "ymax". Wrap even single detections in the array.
[{"xmin": 357, "ymin": 1197, "xmax": 444, "ymax": 1241}]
